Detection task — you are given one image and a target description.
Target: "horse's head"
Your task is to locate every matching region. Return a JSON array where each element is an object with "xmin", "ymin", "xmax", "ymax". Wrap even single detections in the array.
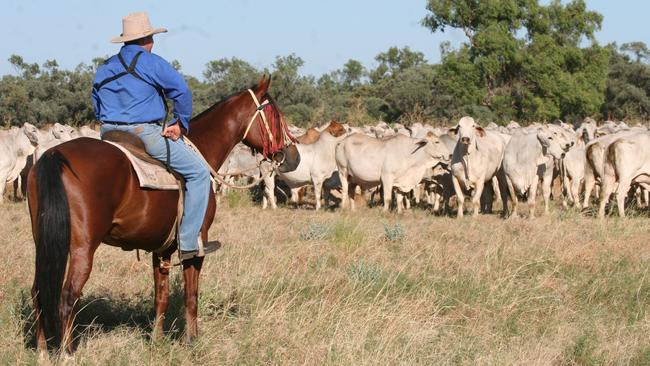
[{"xmin": 241, "ymin": 75, "xmax": 300, "ymax": 172}]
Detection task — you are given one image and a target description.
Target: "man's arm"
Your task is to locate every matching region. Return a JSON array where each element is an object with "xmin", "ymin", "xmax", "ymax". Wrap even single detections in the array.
[
  {"xmin": 151, "ymin": 57, "xmax": 192, "ymax": 131},
  {"xmin": 91, "ymin": 86, "xmax": 101, "ymax": 121}
]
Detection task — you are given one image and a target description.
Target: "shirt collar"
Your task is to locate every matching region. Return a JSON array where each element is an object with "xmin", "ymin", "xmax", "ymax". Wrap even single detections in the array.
[{"xmin": 120, "ymin": 44, "xmax": 147, "ymax": 55}]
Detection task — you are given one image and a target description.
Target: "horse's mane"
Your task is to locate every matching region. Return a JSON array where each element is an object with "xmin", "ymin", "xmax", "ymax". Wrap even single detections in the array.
[{"xmin": 190, "ymin": 82, "xmax": 262, "ymax": 122}]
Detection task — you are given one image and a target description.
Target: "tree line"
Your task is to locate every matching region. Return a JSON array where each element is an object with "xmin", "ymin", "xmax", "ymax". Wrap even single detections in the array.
[{"xmin": 1, "ymin": 0, "xmax": 649, "ymax": 128}]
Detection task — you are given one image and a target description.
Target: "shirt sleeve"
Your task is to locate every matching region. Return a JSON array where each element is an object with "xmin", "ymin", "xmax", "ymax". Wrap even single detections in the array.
[
  {"xmin": 91, "ymin": 77, "xmax": 101, "ymax": 120},
  {"xmin": 150, "ymin": 56, "xmax": 193, "ymax": 131}
]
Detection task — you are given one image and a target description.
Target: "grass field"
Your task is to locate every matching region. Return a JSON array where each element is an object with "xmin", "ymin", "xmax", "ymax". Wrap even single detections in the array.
[{"xmin": 1, "ymin": 193, "xmax": 650, "ymax": 365}]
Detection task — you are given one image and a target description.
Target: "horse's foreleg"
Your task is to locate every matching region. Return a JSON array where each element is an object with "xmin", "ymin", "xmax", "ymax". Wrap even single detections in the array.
[
  {"xmin": 60, "ymin": 245, "xmax": 97, "ymax": 353},
  {"xmin": 152, "ymin": 253, "xmax": 172, "ymax": 341},
  {"xmin": 182, "ymin": 256, "xmax": 204, "ymax": 344}
]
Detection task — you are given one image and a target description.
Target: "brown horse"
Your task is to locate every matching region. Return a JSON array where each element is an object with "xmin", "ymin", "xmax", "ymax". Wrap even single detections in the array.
[{"xmin": 27, "ymin": 76, "xmax": 299, "ymax": 352}]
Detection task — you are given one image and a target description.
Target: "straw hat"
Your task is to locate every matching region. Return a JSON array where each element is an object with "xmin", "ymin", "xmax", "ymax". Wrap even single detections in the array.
[{"xmin": 110, "ymin": 12, "xmax": 167, "ymax": 43}]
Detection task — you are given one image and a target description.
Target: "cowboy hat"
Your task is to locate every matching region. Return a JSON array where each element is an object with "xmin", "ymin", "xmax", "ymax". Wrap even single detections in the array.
[{"xmin": 110, "ymin": 12, "xmax": 167, "ymax": 43}]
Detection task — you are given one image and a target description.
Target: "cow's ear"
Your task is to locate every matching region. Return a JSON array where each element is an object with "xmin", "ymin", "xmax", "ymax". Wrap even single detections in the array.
[
  {"xmin": 475, "ymin": 126, "xmax": 486, "ymax": 137},
  {"xmin": 448, "ymin": 126, "xmax": 458, "ymax": 135},
  {"xmin": 413, "ymin": 139, "xmax": 428, "ymax": 153}
]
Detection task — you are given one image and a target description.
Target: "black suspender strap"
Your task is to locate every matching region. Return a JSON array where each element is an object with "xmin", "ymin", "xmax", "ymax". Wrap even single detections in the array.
[{"xmin": 95, "ymin": 50, "xmax": 173, "ymax": 172}]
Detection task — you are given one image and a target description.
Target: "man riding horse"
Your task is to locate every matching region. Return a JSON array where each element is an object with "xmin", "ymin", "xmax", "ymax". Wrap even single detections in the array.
[{"xmin": 92, "ymin": 12, "xmax": 218, "ymax": 261}]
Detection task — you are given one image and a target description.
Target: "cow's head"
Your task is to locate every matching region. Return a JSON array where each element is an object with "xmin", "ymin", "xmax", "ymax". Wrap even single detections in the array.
[
  {"xmin": 537, "ymin": 129, "xmax": 565, "ymax": 160},
  {"xmin": 450, "ymin": 116, "xmax": 484, "ymax": 154},
  {"xmin": 545, "ymin": 124, "xmax": 575, "ymax": 152},
  {"xmin": 22, "ymin": 122, "xmax": 40, "ymax": 145},
  {"xmin": 417, "ymin": 132, "xmax": 453, "ymax": 164},
  {"xmin": 324, "ymin": 120, "xmax": 347, "ymax": 138},
  {"xmin": 51, "ymin": 123, "xmax": 73, "ymax": 141}
]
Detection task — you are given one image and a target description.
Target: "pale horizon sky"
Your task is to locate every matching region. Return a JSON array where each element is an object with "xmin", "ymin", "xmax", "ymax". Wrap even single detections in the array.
[{"xmin": 1, "ymin": 1, "xmax": 648, "ymax": 79}]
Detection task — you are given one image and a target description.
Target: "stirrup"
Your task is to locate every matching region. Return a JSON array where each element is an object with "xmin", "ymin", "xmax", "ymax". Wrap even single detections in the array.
[{"xmin": 179, "ymin": 240, "xmax": 221, "ymax": 261}]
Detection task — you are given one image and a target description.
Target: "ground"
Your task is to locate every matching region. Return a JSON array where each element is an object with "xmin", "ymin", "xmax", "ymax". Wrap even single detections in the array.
[{"xmin": 1, "ymin": 193, "xmax": 650, "ymax": 365}]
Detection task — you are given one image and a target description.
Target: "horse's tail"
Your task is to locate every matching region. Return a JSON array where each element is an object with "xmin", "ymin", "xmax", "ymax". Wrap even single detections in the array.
[{"xmin": 34, "ymin": 150, "xmax": 71, "ymax": 345}]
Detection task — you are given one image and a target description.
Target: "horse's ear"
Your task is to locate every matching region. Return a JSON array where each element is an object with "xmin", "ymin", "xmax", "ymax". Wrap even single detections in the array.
[{"xmin": 258, "ymin": 74, "xmax": 271, "ymax": 94}]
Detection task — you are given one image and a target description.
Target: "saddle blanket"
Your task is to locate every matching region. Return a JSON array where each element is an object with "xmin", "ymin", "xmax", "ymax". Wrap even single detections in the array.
[{"xmin": 104, "ymin": 140, "xmax": 179, "ymax": 190}]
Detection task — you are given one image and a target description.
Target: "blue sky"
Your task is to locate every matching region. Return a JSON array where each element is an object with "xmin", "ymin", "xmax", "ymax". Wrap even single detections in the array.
[{"xmin": 1, "ymin": 1, "xmax": 648, "ymax": 79}]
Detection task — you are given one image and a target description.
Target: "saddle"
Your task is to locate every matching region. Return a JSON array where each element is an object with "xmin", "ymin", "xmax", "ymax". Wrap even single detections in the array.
[{"xmin": 102, "ymin": 130, "xmax": 181, "ymax": 190}]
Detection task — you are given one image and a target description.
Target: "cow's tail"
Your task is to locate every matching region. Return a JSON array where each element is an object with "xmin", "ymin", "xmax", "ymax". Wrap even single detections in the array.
[
  {"xmin": 34, "ymin": 150, "xmax": 71, "ymax": 345},
  {"xmin": 586, "ymin": 143, "xmax": 603, "ymax": 179}
]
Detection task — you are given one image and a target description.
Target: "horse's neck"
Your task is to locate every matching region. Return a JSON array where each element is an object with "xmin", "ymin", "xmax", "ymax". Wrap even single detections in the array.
[{"xmin": 186, "ymin": 104, "xmax": 245, "ymax": 172}]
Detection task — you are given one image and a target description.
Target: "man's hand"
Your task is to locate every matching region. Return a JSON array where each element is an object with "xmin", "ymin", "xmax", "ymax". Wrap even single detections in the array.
[{"xmin": 162, "ymin": 121, "xmax": 182, "ymax": 141}]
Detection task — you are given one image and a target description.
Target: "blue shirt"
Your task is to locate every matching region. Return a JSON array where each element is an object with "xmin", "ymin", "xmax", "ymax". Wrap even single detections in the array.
[{"xmin": 91, "ymin": 45, "xmax": 192, "ymax": 131}]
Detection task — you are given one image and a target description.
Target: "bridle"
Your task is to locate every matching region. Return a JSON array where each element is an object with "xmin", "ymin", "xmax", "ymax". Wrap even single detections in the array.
[
  {"xmin": 243, "ymin": 89, "xmax": 272, "ymax": 141},
  {"xmin": 184, "ymin": 89, "xmax": 294, "ymax": 190},
  {"xmin": 242, "ymin": 88, "xmax": 295, "ymax": 165}
]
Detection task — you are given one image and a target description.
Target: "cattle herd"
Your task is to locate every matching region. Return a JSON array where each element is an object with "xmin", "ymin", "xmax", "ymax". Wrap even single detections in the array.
[{"xmin": 2, "ymin": 117, "xmax": 649, "ymax": 218}]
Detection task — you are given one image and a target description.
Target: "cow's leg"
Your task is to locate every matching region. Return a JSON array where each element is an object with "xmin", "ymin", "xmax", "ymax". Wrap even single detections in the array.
[
  {"xmin": 492, "ymin": 177, "xmax": 502, "ymax": 204},
  {"xmin": 382, "ymin": 178, "xmax": 393, "ymax": 212},
  {"xmin": 313, "ymin": 178, "xmax": 323, "ymax": 211},
  {"xmin": 598, "ymin": 173, "xmax": 616, "ymax": 218},
  {"xmin": 182, "ymin": 256, "xmax": 203, "ymax": 344},
  {"xmin": 571, "ymin": 178, "xmax": 582, "ymax": 210},
  {"xmin": 470, "ymin": 178, "xmax": 486, "ymax": 217},
  {"xmin": 404, "ymin": 191, "xmax": 411, "ymax": 210},
  {"xmin": 152, "ymin": 254, "xmax": 171, "ymax": 340},
  {"xmin": 541, "ymin": 169, "xmax": 554, "ymax": 215},
  {"xmin": 432, "ymin": 191, "xmax": 441, "ymax": 212},
  {"xmin": 452, "ymin": 176, "xmax": 465, "ymax": 218},
  {"xmin": 262, "ymin": 172, "xmax": 276, "ymax": 210},
  {"xmin": 290, "ymin": 188, "xmax": 300, "ymax": 207},
  {"xmin": 583, "ymin": 167, "xmax": 595, "ymax": 208},
  {"xmin": 395, "ymin": 191, "xmax": 404, "ymax": 214},
  {"xmin": 616, "ymin": 177, "xmax": 633, "ymax": 218},
  {"xmin": 561, "ymin": 172, "xmax": 571, "ymax": 209},
  {"xmin": 528, "ymin": 175, "xmax": 540, "ymax": 218},
  {"xmin": 506, "ymin": 176, "xmax": 517, "ymax": 218},
  {"xmin": 60, "ymin": 244, "xmax": 98, "ymax": 353},
  {"xmin": 0, "ymin": 174, "xmax": 6, "ymax": 203},
  {"xmin": 339, "ymin": 171, "xmax": 350, "ymax": 210}
]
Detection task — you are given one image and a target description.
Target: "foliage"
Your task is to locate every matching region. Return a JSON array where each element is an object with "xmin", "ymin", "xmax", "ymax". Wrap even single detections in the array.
[
  {"xmin": 422, "ymin": 0, "xmax": 610, "ymax": 123},
  {"xmin": 1, "ymin": 1, "xmax": 649, "ymax": 128}
]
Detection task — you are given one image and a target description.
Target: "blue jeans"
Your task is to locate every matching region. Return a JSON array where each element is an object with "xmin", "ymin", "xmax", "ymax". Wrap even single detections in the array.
[{"xmin": 100, "ymin": 123, "xmax": 211, "ymax": 252}]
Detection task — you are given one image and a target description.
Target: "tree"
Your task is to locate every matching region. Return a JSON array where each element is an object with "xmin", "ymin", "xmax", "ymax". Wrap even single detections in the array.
[
  {"xmin": 620, "ymin": 42, "xmax": 650, "ymax": 64},
  {"xmin": 422, "ymin": 0, "xmax": 609, "ymax": 122},
  {"xmin": 370, "ymin": 46, "xmax": 426, "ymax": 82},
  {"xmin": 602, "ymin": 44, "xmax": 650, "ymax": 120}
]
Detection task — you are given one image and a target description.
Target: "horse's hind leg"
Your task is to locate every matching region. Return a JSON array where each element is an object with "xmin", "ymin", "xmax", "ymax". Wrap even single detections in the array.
[
  {"xmin": 60, "ymin": 243, "xmax": 98, "ymax": 353},
  {"xmin": 152, "ymin": 253, "xmax": 172, "ymax": 340},
  {"xmin": 182, "ymin": 256, "xmax": 204, "ymax": 344},
  {"xmin": 31, "ymin": 282, "xmax": 47, "ymax": 351}
]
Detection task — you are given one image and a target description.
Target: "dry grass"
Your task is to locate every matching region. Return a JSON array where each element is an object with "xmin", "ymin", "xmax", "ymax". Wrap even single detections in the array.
[{"xmin": 1, "ymin": 196, "xmax": 650, "ymax": 365}]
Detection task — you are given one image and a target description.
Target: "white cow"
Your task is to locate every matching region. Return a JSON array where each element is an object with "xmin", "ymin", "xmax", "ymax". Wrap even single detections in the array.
[
  {"xmin": 502, "ymin": 129, "xmax": 566, "ymax": 217},
  {"xmin": 24, "ymin": 122, "xmax": 74, "ymax": 161},
  {"xmin": 336, "ymin": 133, "xmax": 451, "ymax": 213},
  {"xmin": 0, "ymin": 125, "xmax": 37, "ymax": 202},
  {"xmin": 265, "ymin": 121, "xmax": 348, "ymax": 210},
  {"xmin": 599, "ymin": 132, "xmax": 650, "ymax": 218},
  {"xmin": 449, "ymin": 117, "xmax": 508, "ymax": 217},
  {"xmin": 583, "ymin": 131, "xmax": 636, "ymax": 208}
]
